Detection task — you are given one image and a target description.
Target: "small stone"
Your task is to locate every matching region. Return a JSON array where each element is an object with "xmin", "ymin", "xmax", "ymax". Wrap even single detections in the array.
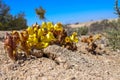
[
  {"xmin": 26, "ymin": 76, "xmax": 31, "ymax": 80},
  {"xmin": 32, "ymin": 49, "xmax": 43, "ymax": 58},
  {"xmin": 8, "ymin": 63, "xmax": 20, "ymax": 71},
  {"xmin": 55, "ymin": 56, "xmax": 66, "ymax": 64}
]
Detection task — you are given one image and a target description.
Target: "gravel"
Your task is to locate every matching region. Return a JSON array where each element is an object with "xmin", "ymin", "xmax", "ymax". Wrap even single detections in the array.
[{"xmin": 0, "ymin": 32, "xmax": 120, "ymax": 80}]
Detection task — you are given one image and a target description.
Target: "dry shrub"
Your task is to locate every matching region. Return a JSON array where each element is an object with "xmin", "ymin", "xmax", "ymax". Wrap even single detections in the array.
[{"xmin": 106, "ymin": 28, "xmax": 120, "ymax": 51}]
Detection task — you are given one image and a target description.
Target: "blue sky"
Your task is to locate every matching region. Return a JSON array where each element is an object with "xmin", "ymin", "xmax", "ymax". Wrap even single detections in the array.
[{"xmin": 3, "ymin": 0, "xmax": 118, "ymax": 26}]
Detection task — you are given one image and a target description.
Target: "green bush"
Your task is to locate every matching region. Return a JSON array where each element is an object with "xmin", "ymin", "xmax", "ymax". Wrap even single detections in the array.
[
  {"xmin": 89, "ymin": 19, "xmax": 110, "ymax": 33},
  {"xmin": 0, "ymin": 1, "xmax": 28, "ymax": 30},
  {"xmin": 77, "ymin": 26, "xmax": 88, "ymax": 35},
  {"xmin": 106, "ymin": 28, "xmax": 120, "ymax": 50}
]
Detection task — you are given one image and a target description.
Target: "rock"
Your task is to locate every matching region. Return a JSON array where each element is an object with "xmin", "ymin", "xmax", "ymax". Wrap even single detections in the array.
[{"xmin": 32, "ymin": 49, "xmax": 43, "ymax": 58}]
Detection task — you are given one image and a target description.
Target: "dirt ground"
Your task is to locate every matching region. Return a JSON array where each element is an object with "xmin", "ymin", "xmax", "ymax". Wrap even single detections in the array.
[{"xmin": 0, "ymin": 31, "xmax": 120, "ymax": 80}]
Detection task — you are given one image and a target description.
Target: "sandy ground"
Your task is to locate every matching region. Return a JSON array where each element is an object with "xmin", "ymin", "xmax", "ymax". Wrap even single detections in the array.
[
  {"xmin": 0, "ymin": 31, "xmax": 120, "ymax": 80},
  {"xmin": 67, "ymin": 21, "xmax": 95, "ymax": 28},
  {"xmin": 67, "ymin": 18, "xmax": 118, "ymax": 28}
]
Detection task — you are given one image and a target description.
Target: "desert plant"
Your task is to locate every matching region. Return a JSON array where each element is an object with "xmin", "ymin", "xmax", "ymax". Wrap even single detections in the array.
[
  {"xmin": 4, "ymin": 22, "xmax": 78, "ymax": 61},
  {"xmin": 81, "ymin": 34, "xmax": 102, "ymax": 54},
  {"xmin": 77, "ymin": 26, "xmax": 88, "ymax": 35},
  {"xmin": 105, "ymin": 28, "xmax": 120, "ymax": 50},
  {"xmin": 89, "ymin": 19, "xmax": 110, "ymax": 33},
  {"xmin": 114, "ymin": 0, "xmax": 120, "ymax": 18},
  {"xmin": 35, "ymin": 6, "xmax": 46, "ymax": 21},
  {"xmin": 0, "ymin": 0, "xmax": 27, "ymax": 30}
]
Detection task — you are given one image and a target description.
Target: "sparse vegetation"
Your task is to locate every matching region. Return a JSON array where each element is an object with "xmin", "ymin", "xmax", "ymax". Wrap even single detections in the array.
[
  {"xmin": 65, "ymin": 17, "xmax": 120, "ymax": 51},
  {"xmin": 106, "ymin": 28, "xmax": 120, "ymax": 51},
  {"xmin": 105, "ymin": 0, "xmax": 120, "ymax": 51},
  {"xmin": 89, "ymin": 19, "xmax": 110, "ymax": 33},
  {"xmin": 77, "ymin": 26, "xmax": 88, "ymax": 35},
  {"xmin": 87, "ymin": 18, "xmax": 120, "ymax": 51},
  {"xmin": 105, "ymin": 0, "xmax": 120, "ymax": 50}
]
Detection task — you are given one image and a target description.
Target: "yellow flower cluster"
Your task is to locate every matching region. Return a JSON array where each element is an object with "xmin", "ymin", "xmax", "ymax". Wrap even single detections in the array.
[
  {"xmin": 26, "ymin": 22, "xmax": 78, "ymax": 49},
  {"xmin": 4, "ymin": 22, "xmax": 78, "ymax": 61}
]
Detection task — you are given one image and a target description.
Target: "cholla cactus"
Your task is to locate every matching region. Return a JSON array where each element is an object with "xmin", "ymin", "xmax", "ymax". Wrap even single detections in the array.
[
  {"xmin": 81, "ymin": 34, "xmax": 102, "ymax": 54},
  {"xmin": 4, "ymin": 22, "xmax": 78, "ymax": 61}
]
